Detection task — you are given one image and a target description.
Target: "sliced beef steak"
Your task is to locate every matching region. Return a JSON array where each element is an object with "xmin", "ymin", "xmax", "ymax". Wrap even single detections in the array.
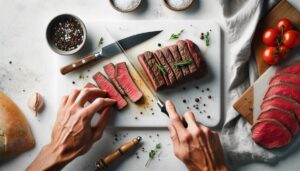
[
  {"xmin": 177, "ymin": 40, "xmax": 198, "ymax": 74},
  {"xmin": 115, "ymin": 62, "xmax": 143, "ymax": 102},
  {"xmin": 264, "ymin": 82, "xmax": 300, "ymax": 103},
  {"xmin": 277, "ymin": 61, "xmax": 300, "ymax": 75},
  {"xmin": 154, "ymin": 50, "xmax": 176, "ymax": 86},
  {"xmin": 270, "ymin": 73, "xmax": 300, "ymax": 86},
  {"xmin": 185, "ymin": 39, "xmax": 203, "ymax": 69},
  {"xmin": 153, "ymin": 52, "xmax": 170, "ymax": 86},
  {"xmin": 262, "ymin": 95, "xmax": 300, "ymax": 123},
  {"xmin": 138, "ymin": 52, "xmax": 166, "ymax": 91},
  {"xmin": 168, "ymin": 45, "xmax": 190, "ymax": 77},
  {"xmin": 93, "ymin": 72, "xmax": 127, "ymax": 110},
  {"xmin": 251, "ymin": 118, "xmax": 292, "ymax": 149},
  {"xmin": 259, "ymin": 106, "xmax": 299, "ymax": 135},
  {"xmin": 161, "ymin": 46, "xmax": 184, "ymax": 81},
  {"xmin": 103, "ymin": 63, "xmax": 126, "ymax": 96}
]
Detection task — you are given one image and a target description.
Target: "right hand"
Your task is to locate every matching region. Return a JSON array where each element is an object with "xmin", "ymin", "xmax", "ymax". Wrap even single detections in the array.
[{"xmin": 166, "ymin": 100, "xmax": 228, "ymax": 171}]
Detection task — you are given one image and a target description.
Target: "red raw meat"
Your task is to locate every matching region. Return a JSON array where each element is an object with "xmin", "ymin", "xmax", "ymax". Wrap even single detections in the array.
[
  {"xmin": 103, "ymin": 63, "xmax": 126, "ymax": 96},
  {"xmin": 259, "ymin": 106, "xmax": 299, "ymax": 135},
  {"xmin": 262, "ymin": 95, "xmax": 300, "ymax": 123},
  {"xmin": 270, "ymin": 73, "xmax": 300, "ymax": 86},
  {"xmin": 116, "ymin": 62, "xmax": 143, "ymax": 102},
  {"xmin": 93, "ymin": 72, "xmax": 127, "ymax": 110},
  {"xmin": 251, "ymin": 118, "xmax": 292, "ymax": 149},
  {"xmin": 277, "ymin": 61, "xmax": 300, "ymax": 75},
  {"xmin": 264, "ymin": 82, "xmax": 300, "ymax": 103}
]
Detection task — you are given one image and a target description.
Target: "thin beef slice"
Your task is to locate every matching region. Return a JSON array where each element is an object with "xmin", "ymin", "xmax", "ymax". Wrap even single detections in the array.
[
  {"xmin": 251, "ymin": 118, "xmax": 292, "ymax": 149},
  {"xmin": 177, "ymin": 40, "xmax": 198, "ymax": 74},
  {"xmin": 264, "ymin": 82, "xmax": 300, "ymax": 103},
  {"xmin": 262, "ymin": 95, "xmax": 300, "ymax": 123},
  {"xmin": 270, "ymin": 73, "xmax": 300, "ymax": 86},
  {"xmin": 138, "ymin": 52, "xmax": 166, "ymax": 91},
  {"xmin": 259, "ymin": 106, "xmax": 299, "ymax": 135},
  {"xmin": 154, "ymin": 50, "xmax": 176, "ymax": 86},
  {"xmin": 116, "ymin": 62, "xmax": 143, "ymax": 102},
  {"xmin": 103, "ymin": 63, "xmax": 126, "ymax": 95},
  {"xmin": 153, "ymin": 52, "xmax": 170, "ymax": 86},
  {"xmin": 93, "ymin": 72, "xmax": 127, "ymax": 110},
  {"xmin": 168, "ymin": 45, "xmax": 190, "ymax": 77},
  {"xmin": 277, "ymin": 61, "xmax": 300, "ymax": 75}
]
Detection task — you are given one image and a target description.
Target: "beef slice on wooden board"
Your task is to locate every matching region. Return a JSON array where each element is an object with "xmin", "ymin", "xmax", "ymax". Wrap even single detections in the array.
[
  {"xmin": 138, "ymin": 51, "xmax": 166, "ymax": 91},
  {"xmin": 103, "ymin": 63, "xmax": 126, "ymax": 96},
  {"xmin": 251, "ymin": 118, "xmax": 292, "ymax": 149},
  {"xmin": 93, "ymin": 72, "xmax": 127, "ymax": 110},
  {"xmin": 265, "ymin": 82, "xmax": 300, "ymax": 103},
  {"xmin": 168, "ymin": 45, "xmax": 190, "ymax": 77},
  {"xmin": 154, "ymin": 50, "xmax": 176, "ymax": 86},
  {"xmin": 270, "ymin": 73, "xmax": 300, "ymax": 86},
  {"xmin": 277, "ymin": 61, "xmax": 300, "ymax": 75},
  {"xmin": 116, "ymin": 62, "xmax": 143, "ymax": 103},
  {"xmin": 161, "ymin": 46, "xmax": 184, "ymax": 81},
  {"xmin": 259, "ymin": 106, "xmax": 299, "ymax": 135},
  {"xmin": 262, "ymin": 95, "xmax": 300, "ymax": 123},
  {"xmin": 177, "ymin": 40, "xmax": 198, "ymax": 74}
]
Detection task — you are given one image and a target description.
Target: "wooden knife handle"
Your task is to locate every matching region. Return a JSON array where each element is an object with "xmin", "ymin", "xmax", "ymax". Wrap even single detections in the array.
[
  {"xmin": 96, "ymin": 136, "xmax": 142, "ymax": 170},
  {"xmin": 60, "ymin": 54, "xmax": 98, "ymax": 75}
]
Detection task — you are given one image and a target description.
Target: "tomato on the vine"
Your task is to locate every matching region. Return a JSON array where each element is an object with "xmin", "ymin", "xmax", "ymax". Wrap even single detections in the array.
[
  {"xmin": 277, "ymin": 18, "xmax": 293, "ymax": 32},
  {"xmin": 262, "ymin": 28, "xmax": 279, "ymax": 47},
  {"xmin": 283, "ymin": 30, "xmax": 300, "ymax": 48},
  {"xmin": 278, "ymin": 45, "xmax": 289, "ymax": 59},
  {"xmin": 262, "ymin": 47, "xmax": 280, "ymax": 65}
]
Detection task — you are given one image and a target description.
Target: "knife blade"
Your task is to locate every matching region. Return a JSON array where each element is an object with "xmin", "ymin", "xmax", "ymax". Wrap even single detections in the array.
[
  {"xmin": 60, "ymin": 30, "xmax": 162, "ymax": 75},
  {"xmin": 105, "ymin": 29, "xmax": 169, "ymax": 117}
]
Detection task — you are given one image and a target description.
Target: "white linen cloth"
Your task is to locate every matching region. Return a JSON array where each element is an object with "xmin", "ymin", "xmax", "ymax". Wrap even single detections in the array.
[{"xmin": 217, "ymin": 0, "xmax": 300, "ymax": 166}]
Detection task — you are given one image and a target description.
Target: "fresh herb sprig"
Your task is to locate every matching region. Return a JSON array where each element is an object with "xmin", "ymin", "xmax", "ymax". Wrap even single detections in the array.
[
  {"xmin": 174, "ymin": 59, "xmax": 193, "ymax": 68},
  {"xmin": 169, "ymin": 29, "xmax": 184, "ymax": 40},
  {"xmin": 205, "ymin": 32, "xmax": 210, "ymax": 46},
  {"xmin": 97, "ymin": 37, "xmax": 104, "ymax": 47},
  {"xmin": 156, "ymin": 64, "xmax": 167, "ymax": 75},
  {"xmin": 145, "ymin": 143, "xmax": 161, "ymax": 167}
]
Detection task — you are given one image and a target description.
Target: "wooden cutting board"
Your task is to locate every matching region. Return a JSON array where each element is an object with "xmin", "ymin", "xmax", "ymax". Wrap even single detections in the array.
[{"xmin": 233, "ymin": 0, "xmax": 300, "ymax": 124}]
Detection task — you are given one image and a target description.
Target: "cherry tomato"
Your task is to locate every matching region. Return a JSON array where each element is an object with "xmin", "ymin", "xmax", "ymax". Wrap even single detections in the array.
[
  {"xmin": 283, "ymin": 30, "xmax": 300, "ymax": 48},
  {"xmin": 278, "ymin": 45, "xmax": 289, "ymax": 59},
  {"xmin": 262, "ymin": 47, "xmax": 279, "ymax": 65},
  {"xmin": 277, "ymin": 18, "xmax": 293, "ymax": 32},
  {"xmin": 262, "ymin": 28, "xmax": 279, "ymax": 47}
]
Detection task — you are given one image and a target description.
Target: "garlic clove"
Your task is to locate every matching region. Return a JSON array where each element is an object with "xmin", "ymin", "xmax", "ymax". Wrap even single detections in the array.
[{"xmin": 27, "ymin": 92, "xmax": 44, "ymax": 115}]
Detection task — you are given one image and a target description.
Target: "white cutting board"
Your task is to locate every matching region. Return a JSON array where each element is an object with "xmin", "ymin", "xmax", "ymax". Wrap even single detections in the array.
[
  {"xmin": 56, "ymin": 20, "xmax": 221, "ymax": 127},
  {"xmin": 253, "ymin": 54, "xmax": 300, "ymax": 122}
]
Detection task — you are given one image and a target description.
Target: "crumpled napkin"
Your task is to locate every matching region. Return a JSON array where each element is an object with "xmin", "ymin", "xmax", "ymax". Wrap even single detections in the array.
[{"xmin": 216, "ymin": 0, "xmax": 300, "ymax": 166}]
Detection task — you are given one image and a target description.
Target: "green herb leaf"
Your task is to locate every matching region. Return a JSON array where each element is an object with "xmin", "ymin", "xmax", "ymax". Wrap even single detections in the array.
[
  {"xmin": 146, "ymin": 143, "xmax": 162, "ymax": 167},
  {"xmin": 169, "ymin": 29, "xmax": 184, "ymax": 40},
  {"xmin": 149, "ymin": 150, "xmax": 156, "ymax": 159},
  {"xmin": 79, "ymin": 72, "xmax": 84, "ymax": 80},
  {"xmin": 156, "ymin": 143, "xmax": 161, "ymax": 149},
  {"xmin": 173, "ymin": 59, "xmax": 193, "ymax": 68},
  {"xmin": 97, "ymin": 37, "xmax": 104, "ymax": 47},
  {"xmin": 156, "ymin": 64, "xmax": 167, "ymax": 75},
  {"xmin": 205, "ymin": 32, "xmax": 210, "ymax": 46}
]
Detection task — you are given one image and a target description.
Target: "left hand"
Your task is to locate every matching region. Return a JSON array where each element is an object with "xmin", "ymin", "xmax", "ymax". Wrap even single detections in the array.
[{"xmin": 27, "ymin": 88, "xmax": 116, "ymax": 171}]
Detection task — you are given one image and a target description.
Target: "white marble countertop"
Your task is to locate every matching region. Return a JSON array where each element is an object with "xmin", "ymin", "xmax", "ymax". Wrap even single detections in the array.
[{"xmin": 1, "ymin": 0, "xmax": 300, "ymax": 170}]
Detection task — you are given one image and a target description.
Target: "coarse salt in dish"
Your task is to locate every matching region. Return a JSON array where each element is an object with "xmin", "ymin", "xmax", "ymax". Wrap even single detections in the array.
[
  {"xmin": 166, "ymin": 0, "xmax": 192, "ymax": 10},
  {"xmin": 112, "ymin": 0, "xmax": 141, "ymax": 11}
]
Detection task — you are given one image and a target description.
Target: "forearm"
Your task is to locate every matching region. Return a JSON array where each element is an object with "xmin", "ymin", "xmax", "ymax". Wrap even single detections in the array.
[{"xmin": 27, "ymin": 144, "xmax": 71, "ymax": 171}]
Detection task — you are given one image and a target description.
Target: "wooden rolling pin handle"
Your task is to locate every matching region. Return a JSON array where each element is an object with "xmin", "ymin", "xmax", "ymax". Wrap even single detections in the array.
[
  {"xmin": 96, "ymin": 136, "xmax": 142, "ymax": 170},
  {"xmin": 60, "ymin": 54, "xmax": 98, "ymax": 75}
]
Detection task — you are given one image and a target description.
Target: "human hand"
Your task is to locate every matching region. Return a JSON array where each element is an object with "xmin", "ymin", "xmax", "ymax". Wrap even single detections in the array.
[
  {"xmin": 27, "ymin": 88, "xmax": 116, "ymax": 171},
  {"xmin": 166, "ymin": 100, "xmax": 227, "ymax": 171}
]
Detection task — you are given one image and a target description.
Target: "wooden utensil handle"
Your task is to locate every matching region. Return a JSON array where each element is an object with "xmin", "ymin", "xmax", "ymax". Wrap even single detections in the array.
[
  {"xmin": 60, "ymin": 54, "xmax": 98, "ymax": 75},
  {"xmin": 96, "ymin": 136, "xmax": 142, "ymax": 170}
]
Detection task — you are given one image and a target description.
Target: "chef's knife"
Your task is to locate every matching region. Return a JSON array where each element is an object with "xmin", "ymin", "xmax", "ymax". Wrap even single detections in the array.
[{"xmin": 60, "ymin": 31, "xmax": 162, "ymax": 75}]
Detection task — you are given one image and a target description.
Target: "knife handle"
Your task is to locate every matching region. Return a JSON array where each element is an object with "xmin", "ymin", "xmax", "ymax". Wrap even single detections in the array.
[
  {"xmin": 158, "ymin": 101, "xmax": 188, "ymax": 127},
  {"xmin": 60, "ymin": 54, "xmax": 98, "ymax": 75}
]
